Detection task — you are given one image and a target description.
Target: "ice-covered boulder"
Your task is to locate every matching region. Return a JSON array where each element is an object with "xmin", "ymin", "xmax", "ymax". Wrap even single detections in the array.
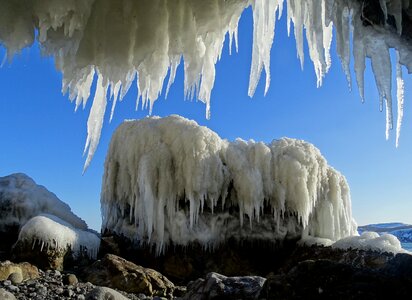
[
  {"xmin": 101, "ymin": 115, "xmax": 357, "ymax": 254},
  {"xmin": 13, "ymin": 214, "xmax": 100, "ymax": 270},
  {"xmin": 332, "ymin": 231, "xmax": 408, "ymax": 254},
  {"xmin": 0, "ymin": 173, "xmax": 87, "ymax": 230},
  {"xmin": 0, "ymin": 173, "xmax": 89, "ymax": 258}
]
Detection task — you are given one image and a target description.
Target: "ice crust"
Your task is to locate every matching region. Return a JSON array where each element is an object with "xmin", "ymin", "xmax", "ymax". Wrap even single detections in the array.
[
  {"xmin": 0, "ymin": 173, "xmax": 87, "ymax": 230},
  {"xmin": 101, "ymin": 116, "xmax": 357, "ymax": 253},
  {"xmin": 0, "ymin": 0, "xmax": 410, "ymax": 167},
  {"xmin": 17, "ymin": 214, "xmax": 100, "ymax": 259},
  {"xmin": 333, "ymin": 231, "xmax": 408, "ymax": 254}
]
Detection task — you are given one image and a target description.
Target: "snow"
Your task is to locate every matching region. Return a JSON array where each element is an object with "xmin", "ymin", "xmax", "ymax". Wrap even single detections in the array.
[
  {"xmin": 0, "ymin": 0, "xmax": 410, "ymax": 167},
  {"xmin": 0, "ymin": 173, "xmax": 87, "ymax": 230},
  {"xmin": 332, "ymin": 231, "xmax": 408, "ymax": 254},
  {"xmin": 17, "ymin": 214, "xmax": 100, "ymax": 259},
  {"xmin": 101, "ymin": 115, "xmax": 357, "ymax": 253}
]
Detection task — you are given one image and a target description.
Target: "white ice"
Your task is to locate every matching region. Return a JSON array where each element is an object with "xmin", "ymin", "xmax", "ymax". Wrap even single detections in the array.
[
  {"xmin": 17, "ymin": 214, "xmax": 100, "ymax": 259},
  {"xmin": 0, "ymin": 173, "xmax": 87, "ymax": 230},
  {"xmin": 101, "ymin": 116, "xmax": 357, "ymax": 254},
  {"xmin": 333, "ymin": 231, "xmax": 408, "ymax": 254},
  {"xmin": 0, "ymin": 0, "xmax": 410, "ymax": 167}
]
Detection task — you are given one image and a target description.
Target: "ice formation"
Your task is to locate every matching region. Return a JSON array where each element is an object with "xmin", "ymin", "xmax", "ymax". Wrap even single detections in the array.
[
  {"xmin": 0, "ymin": 1, "xmax": 411, "ymax": 167},
  {"xmin": 17, "ymin": 214, "xmax": 100, "ymax": 259},
  {"xmin": 0, "ymin": 173, "xmax": 87, "ymax": 230},
  {"xmin": 332, "ymin": 231, "xmax": 408, "ymax": 254},
  {"xmin": 101, "ymin": 116, "xmax": 357, "ymax": 253}
]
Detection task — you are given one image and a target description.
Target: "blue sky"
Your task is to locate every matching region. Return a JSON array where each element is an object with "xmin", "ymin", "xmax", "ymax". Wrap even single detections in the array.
[{"xmin": 1, "ymin": 8, "xmax": 411, "ymax": 230}]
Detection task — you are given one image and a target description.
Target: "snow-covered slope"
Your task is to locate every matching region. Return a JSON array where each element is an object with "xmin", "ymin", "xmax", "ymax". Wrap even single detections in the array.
[
  {"xmin": 101, "ymin": 116, "xmax": 357, "ymax": 254},
  {"xmin": 0, "ymin": 1, "xmax": 410, "ymax": 167},
  {"xmin": 0, "ymin": 173, "xmax": 87, "ymax": 230}
]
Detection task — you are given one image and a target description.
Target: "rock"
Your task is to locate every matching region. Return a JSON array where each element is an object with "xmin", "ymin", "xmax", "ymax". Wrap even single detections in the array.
[
  {"xmin": 85, "ymin": 286, "xmax": 130, "ymax": 300},
  {"xmin": 64, "ymin": 273, "xmax": 79, "ymax": 285},
  {"xmin": 83, "ymin": 254, "xmax": 174, "ymax": 297},
  {"xmin": 0, "ymin": 261, "xmax": 39, "ymax": 281},
  {"xmin": 8, "ymin": 272, "xmax": 23, "ymax": 284},
  {"xmin": 0, "ymin": 288, "xmax": 16, "ymax": 300},
  {"xmin": 182, "ymin": 272, "xmax": 266, "ymax": 300},
  {"xmin": 258, "ymin": 259, "xmax": 412, "ymax": 299},
  {"xmin": 12, "ymin": 239, "xmax": 69, "ymax": 271}
]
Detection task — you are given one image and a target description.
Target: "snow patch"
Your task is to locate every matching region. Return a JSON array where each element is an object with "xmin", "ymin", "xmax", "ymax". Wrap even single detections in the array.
[
  {"xmin": 101, "ymin": 116, "xmax": 357, "ymax": 253},
  {"xmin": 333, "ymin": 231, "xmax": 408, "ymax": 254},
  {"xmin": 0, "ymin": 173, "xmax": 87, "ymax": 230},
  {"xmin": 17, "ymin": 214, "xmax": 100, "ymax": 259},
  {"xmin": 0, "ymin": 1, "xmax": 410, "ymax": 167}
]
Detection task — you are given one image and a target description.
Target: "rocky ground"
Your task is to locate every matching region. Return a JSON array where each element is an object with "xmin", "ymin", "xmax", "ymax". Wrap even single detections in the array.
[
  {"xmin": 2, "ymin": 244, "xmax": 412, "ymax": 300},
  {"xmin": 0, "ymin": 267, "xmax": 175, "ymax": 300}
]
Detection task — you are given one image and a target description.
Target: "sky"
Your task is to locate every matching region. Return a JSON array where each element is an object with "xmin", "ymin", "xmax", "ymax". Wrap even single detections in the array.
[{"xmin": 0, "ymin": 8, "xmax": 411, "ymax": 231}]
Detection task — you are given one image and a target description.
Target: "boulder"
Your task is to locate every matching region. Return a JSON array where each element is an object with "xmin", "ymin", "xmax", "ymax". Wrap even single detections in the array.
[
  {"xmin": 0, "ymin": 261, "xmax": 39, "ymax": 281},
  {"xmin": 0, "ymin": 288, "xmax": 16, "ymax": 300},
  {"xmin": 82, "ymin": 254, "xmax": 174, "ymax": 297},
  {"xmin": 258, "ymin": 259, "xmax": 412, "ymax": 299},
  {"xmin": 12, "ymin": 240, "xmax": 70, "ymax": 271},
  {"xmin": 12, "ymin": 214, "xmax": 100, "ymax": 271},
  {"xmin": 86, "ymin": 287, "xmax": 129, "ymax": 300},
  {"xmin": 182, "ymin": 272, "xmax": 266, "ymax": 300}
]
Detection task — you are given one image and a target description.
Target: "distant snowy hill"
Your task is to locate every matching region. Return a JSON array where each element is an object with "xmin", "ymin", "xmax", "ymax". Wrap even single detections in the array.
[{"xmin": 358, "ymin": 223, "xmax": 412, "ymax": 243}]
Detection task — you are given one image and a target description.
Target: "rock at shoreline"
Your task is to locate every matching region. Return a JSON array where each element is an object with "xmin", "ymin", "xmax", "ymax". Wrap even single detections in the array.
[
  {"xmin": 0, "ymin": 261, "xmax": 39, "ymax": 282},
  {"xmin": 183, "ymin": 272, "xmax": 266, "ymax": 300},
  {"xmin": 0, "ymin": 288, "xmax": 16, "ymax": 300},
  {"xmin": 85, "ymin": 287, "xmax": 129, "ymax": 300},
  {"xmin": 82, "ymin": 254, "xmax": 174, "ymax": 297}
]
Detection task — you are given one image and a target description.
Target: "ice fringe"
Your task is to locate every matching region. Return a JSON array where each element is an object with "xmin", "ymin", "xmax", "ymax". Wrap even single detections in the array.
[
  {"xmin": 0, "ymin": 0, "xmax": 410, "ymax": 168},
  {"xmin": 17, "ymin": 214, "xmax": 100, "ymax": 259},
  {"xmin": 101, "ymin": 116, "xmax": 357, "ymax": 254}
]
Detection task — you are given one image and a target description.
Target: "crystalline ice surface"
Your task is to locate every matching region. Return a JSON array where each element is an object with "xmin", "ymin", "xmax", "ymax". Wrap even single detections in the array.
[
  {"xmin": 18, "ymin": 214, "xmax": 100, "ymax": 259},
  {"xmin": 0, "ymin": 173, "xmax": 88, "ymax": 230},
  {"xmin": 0, "ymin": 0, "xmax": 410, "ymax": 166},
  {"xmin": 101, "ymin": 116, "xmax": 357, "ymax": 253},
  {"xmin": 333, "ymin": 231, "xmax": 408, "ymax": 254}
]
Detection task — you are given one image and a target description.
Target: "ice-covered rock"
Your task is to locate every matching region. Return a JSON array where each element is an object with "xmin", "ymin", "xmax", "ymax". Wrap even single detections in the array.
[
  {"xmin": 332, "ymin": 231, "xmax": 408, "ymax": 254},
  {"xmin": 0, "ymin": 173, "xmax": 87, "ymax": 230},
  {"xmin": 0, "ymin": 1, "xmax": 410, "ymax": 166},
  {"xmin": 13, "ymin": 214, "xmax": 100, "ymax": 270},
  {"xmin": 101, "ymin": 116, "xmax": 357, "ymax": 254}
]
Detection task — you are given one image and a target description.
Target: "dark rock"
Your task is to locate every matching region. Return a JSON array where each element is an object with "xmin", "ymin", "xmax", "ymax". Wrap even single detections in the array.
[
  {"xmin": 258, "ymin": 258, "xmax": 412, "ymax": 299},
  {"xmin": 100, "ymin": 233, "xmax": 298, "ymax": 284},
  {"xmin": 182, "ymin": 272, "xmax": 266, "ymax": 300}
]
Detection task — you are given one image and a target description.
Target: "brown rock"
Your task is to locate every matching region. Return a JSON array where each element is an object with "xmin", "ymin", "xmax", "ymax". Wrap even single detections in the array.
[
  {"xmin": 63, "ymin": 273, "xmax": 79, "ymax": 285},
  {"xmin": 83, "ymin": 254, "xmax": 174, "ymax": 297},
  {"xmin": 12, "ymin": 240, "xmax": 68, "ymax": 271},
  {"xmin": 0, "ymin": 261, "xmax": 39, "ymax": 282}
]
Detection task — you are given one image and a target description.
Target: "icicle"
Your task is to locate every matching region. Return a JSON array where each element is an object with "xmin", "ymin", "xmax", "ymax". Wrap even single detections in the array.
[
  {"xmin": 83, "ymin": 74, "xmax": 108, "ymax": 171},
  {"xmin": 396, "ymin": 51, "xmax": 404, "ymax": 147}
]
